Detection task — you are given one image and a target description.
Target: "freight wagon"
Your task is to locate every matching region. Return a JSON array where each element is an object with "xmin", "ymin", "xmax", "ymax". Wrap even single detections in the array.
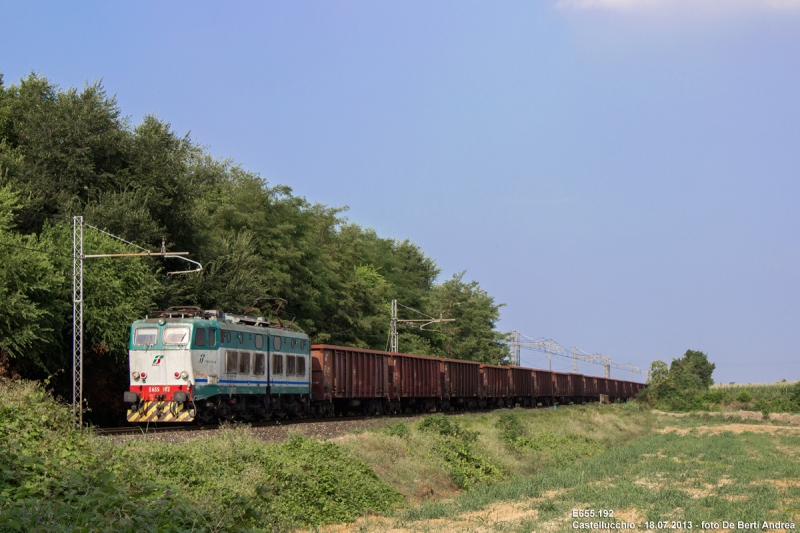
[{"xmin": 125, "ymin": 308, "xmax": 645, "ymax": 423}]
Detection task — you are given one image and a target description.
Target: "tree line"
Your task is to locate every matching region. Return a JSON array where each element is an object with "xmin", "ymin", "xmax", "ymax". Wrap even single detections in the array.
[{"xmin": 0, "ymin": 73, "xmax": 510, "ymax": 424}]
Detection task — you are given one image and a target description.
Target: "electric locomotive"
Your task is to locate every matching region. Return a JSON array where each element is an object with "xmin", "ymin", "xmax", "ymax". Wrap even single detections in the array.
[{"xmin": 124, "ymin": 307, "xmax": 311, "ymax": 423}]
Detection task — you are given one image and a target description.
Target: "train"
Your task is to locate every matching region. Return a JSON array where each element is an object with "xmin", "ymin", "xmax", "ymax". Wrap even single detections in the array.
[{"xmin": 124, "ymin": 307, "xmax": 645, "ymax": 423}]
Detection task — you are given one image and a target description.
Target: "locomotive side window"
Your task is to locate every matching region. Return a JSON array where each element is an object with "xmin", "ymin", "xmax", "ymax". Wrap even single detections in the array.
[
  {"xmin": 273, "ymin": 336, "xmax": 282, "ymax": 351},
  {"xmin": 133, "ymin": 327, "xmax": 158, "ymax": 345},
  {"xmin": 255, "ymin": 334, "xmax": 263, "ymax": 350},
  {"xmin": 291, "ymin": 338, "xmax": 296, "ymax": 349},
  {"xmin": 296, "ymin": 356, "xmax": 306, "ymax": 377},
  {"xmin": 209, "ymin": 328, "xmax": 217, "ymax": 347},
  {"xmin": 272, "ymin": 353, "xmax": 283, "ymax": 375},
  {"xmin": 237, "ymin": 332, "xmax": 244, "ymax": 344},
  {"xmin": 193, "ymin": 327, "xmax": 206, "ymax": 347},
  {"xmin": 286, "ymin": 355, "xmax": 296, "ymax": 376},
  {"xmin": 163, "ymin": 326, "xmax": 190, "ymax": 345},
  {"xmin": 226, "ymin": 351, "xmax": 238, "ymax": 373},
  {"xmin": 254, "ymin": 352, "xmax": 266, "ymax": 375},
  {"xmin": 239, "ymin": 351, "xmax": 251, "ymax": 374}
]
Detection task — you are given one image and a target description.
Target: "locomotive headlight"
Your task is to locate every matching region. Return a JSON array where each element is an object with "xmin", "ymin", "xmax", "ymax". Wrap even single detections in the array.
[
  {"xmin": 174, "ymin": 371, "xmax": 181, "ymax": 379},
  {"xmin": 132, "ymin": 372, "xmax": 140, "ymax": 380},
  {"xmin": 140, "ymin": 372, "xmax": 147, "ymax": 379},
  {"xmin": 180, "ymin": 371, "xmax": 188, "ymax": 380}
]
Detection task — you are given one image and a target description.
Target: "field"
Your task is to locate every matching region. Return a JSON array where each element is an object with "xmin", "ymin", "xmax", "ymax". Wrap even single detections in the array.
[
  {"xmin": 706, "ymin": 382, "xmax": 800, "ymax": 415},
  {"xmin": 328, "ymin": 411, "xmax": 800, "ymax": 532},
  {"xmin": 3, "ymin": 379, "xmax": 800, "ymax": 532}
]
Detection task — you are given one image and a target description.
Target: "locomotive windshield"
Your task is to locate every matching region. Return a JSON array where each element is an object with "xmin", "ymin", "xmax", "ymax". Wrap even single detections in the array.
[
  {"xmin": 133, "ymin": 327, "xmax": 158, "ymax": 345},
  {"xmin": 163, "ymin": 326, "xmax": 191, "ymax": 345}
]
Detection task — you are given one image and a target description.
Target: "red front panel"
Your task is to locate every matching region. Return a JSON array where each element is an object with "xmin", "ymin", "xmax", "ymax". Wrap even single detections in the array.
[
  {"xmin": 510, "ymin": 367, "xmax": 534, "ymax": 397},
  {"xmin": 129, "ymin": 384, "xmax": 192, "ymax": 401}
]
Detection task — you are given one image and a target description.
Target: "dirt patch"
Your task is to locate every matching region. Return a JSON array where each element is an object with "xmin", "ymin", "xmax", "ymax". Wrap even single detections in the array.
[
  {"xmin": 660, "ymin": 424, "xmax": 800, "ymax": 436},
  {"xmin": 753, "ymin": 479, "xmax": 800, "ymax": 489},
  {"xmin": 634, "ymin": 477, "xmax": 665, "ymax": 490},
  {"xmin": 315, "ymin": 499, "xmax": 540, "ymax": 533},
  {"xmin": 653, "ymin": 410, "xmax": 800, "ymax": 425}
]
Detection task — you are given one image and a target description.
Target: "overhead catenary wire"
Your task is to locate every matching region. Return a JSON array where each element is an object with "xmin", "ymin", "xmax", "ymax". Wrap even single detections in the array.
[{"xmin": 0, "ymin": 240, "xmax": 71, "ymax": 258}]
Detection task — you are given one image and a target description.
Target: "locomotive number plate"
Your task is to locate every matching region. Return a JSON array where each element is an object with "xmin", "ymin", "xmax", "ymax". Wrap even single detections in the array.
[{"xmin": 145, "ymin": 386, "xmax": 172, "ymax": 393}]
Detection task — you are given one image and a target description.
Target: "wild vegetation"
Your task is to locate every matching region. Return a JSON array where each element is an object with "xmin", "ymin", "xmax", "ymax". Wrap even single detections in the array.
[
  {"xmin": 0, "ymin": 379, "xmax": 402, "ymax": 532},
  {"xmin": 0, "ymin": 72, "xmax": 509, "ymax": 424},
  {"xmin": 641, "ymin": 350, "xmax": 800, "ymax": 416},
  {"xmin": 363, "ymin": 411, "xmax": 800, "ymax": 533},
  {"xmin": 705, "ymin": 381, "xmax": 800, "ymax": 416}
]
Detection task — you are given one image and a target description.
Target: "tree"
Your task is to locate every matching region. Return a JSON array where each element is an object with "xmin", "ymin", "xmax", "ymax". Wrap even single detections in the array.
[
  {"xmin": 426, "ymin": 272, "xmax": 510, "ymax": 363},
  {"xmin": 647, "ymin": 360, "xmax": 669, "ymax": 386}
]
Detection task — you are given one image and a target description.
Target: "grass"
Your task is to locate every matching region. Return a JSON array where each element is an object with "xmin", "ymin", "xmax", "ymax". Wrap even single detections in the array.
[
  {"xmin": 0, "ymin": 379, "xmax": 401, "ymax": 532},
  {"xmin": 328, "ymin": 411, "xmax": 800, "ymax": 532},
  {"xmin": 6, "ymin": 377, "xmax": 799, "ymax": 532},
  {"xmin": 707, "ymin": 381, "xmax": 800, "ymax": 415},
  {"xmin": 336, "ymin": 402, "xmax": 654, "ymax": 504}
]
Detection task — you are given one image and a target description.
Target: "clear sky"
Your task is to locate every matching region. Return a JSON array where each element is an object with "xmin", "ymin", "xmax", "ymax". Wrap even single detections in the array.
[{"xmin": 2, "ymin": 1, "xmax": 799, "ymax": 383}]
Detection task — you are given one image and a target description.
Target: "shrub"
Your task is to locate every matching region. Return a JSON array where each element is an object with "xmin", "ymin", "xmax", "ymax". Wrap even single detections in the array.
[
  {"xmin": 384, "ymin": 421, "xmax": 411, "ymax": 438},
  {"xmin": 736, "ymin": 390, "xmax": 753, "ymax": 403},
  {"xmin": 494, "ymin": 412, "xmax": 524, "ymax": 444},
  {"xmin": 790, "ymin": 382, "xmax": 800, "ymax": 406},
  {"xmin": 419, "ymin": 415, "xmax": 501, "ymax": 489},
  {"xmin": 705, "ymin": 390, "xmax": 723, "ymax": 403}
]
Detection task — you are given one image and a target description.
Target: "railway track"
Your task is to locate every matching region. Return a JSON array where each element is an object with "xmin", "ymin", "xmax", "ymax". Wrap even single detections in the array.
[{"xmin": 96, "ymin": 407, "xmax": 503, "ymax": 436}]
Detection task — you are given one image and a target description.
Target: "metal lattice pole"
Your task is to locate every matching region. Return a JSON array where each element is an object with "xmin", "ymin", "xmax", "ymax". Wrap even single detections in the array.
[
  {"xmin": 390, "ymin": 299, "xmax": 398, "ymax": 353},
  {"xmin": 72, "ymin": 216, "xmax": 84, "ymax": 428}
]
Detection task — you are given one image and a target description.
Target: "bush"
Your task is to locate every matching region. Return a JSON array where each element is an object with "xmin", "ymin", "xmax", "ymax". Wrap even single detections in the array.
[
  {"xmin": 790, "ymin": 382, "xmax": 800, "ymax": 406},
  {"xmin": 419, "ymin": 415, "xmax": 501, "ymax": 489},
  {"xmin": 494, "ymin": 412, "xmax": 524, "ymax": 444},
  {"xmin": 736, "ymin": 390, "xmax": 753, "ymax": 403},
  {"xmin": 705, "ymin": 390, "xmax": 723, "ymax": 403},
  {"xmin": 0, "ymin": 379, "xmax": 403, "ymax": 531},
  {"xmin": 384, "ymin": 421, "xmax": 411, "ymax": 438}
]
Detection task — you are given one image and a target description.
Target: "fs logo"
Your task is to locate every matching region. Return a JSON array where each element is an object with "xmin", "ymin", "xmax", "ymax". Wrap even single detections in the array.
[
  {"xmin": 199, "ymin": 354, "xmax": 205, "ymax": 363},
  {"xmin": 151, "ymin": 355, "xmax": 164, "ymax": 366}
]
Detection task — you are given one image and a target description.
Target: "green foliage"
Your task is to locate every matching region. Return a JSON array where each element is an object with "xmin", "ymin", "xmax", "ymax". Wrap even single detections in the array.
[
  {"xmin": 383, "ymin": 421, "xmax": 411, "ymax": 438},
  {"xmin": 514, "ymin": 432, "xmax": 605, "ymax": 465},
  {"xmin": 790, "ymin": 382, "xmax": 800, "ymax": 406},
  {"xmin": 643, "ymin": 350, "xmax": 716, "ymax": 412},
  {"xmin": 736, "ymin": 390, "xmax": 753, "ymax": 403},
  {"xmin": 494, "ymin": 411, "xmax": 525, "ymax": 444},
  {"xmin": 425, "ymin": 272, "xmax": 511, "ymax": 363},
  {"xmin": 647, "ymin": 360, "xmax": 669, "ymax": 386},
  {"xmin": 419, "ymin": 415, "xmax": 502, "ymax": 489},
  {"xmin": 0, "ymin": 72, "xmax": 512, "ymax": 419},
  {"xmin": 0, "ymin": 379, "xmax": 401, "ymax": 531},
  {"xmin": 704, "ymin": 390, "xmax": 724, "ymax": 403}
]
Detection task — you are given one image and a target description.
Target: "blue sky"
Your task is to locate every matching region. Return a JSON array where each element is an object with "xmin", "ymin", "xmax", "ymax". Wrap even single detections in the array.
[{"xmin": 2, "ymin": 1, "xmax": 799, "ymax": 383}]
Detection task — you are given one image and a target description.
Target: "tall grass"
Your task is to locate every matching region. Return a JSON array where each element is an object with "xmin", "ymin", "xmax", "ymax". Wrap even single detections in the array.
[
  {"xmin": 386, "ymin": 412, "xmax": 800, "ymax": 532},
  {"xmin": 707, "ymin": 381, "xmax": 800, "ymax": 414},
  {"xmin": 0, "ymin": 379, "xmax": 401, "ymax": 532}
]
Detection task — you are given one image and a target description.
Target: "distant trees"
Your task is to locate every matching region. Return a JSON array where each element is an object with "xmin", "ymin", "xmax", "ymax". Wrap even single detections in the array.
[
  {"xmin": 641, "ymin": 350, "xmax": 716, "ymax": 411},
  {"xmin": 0, "ymin": 72, "xmax": 509, "ymax": 422}
]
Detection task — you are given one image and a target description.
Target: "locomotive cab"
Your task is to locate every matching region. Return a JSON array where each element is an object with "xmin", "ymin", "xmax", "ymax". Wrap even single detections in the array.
[{"xmin": 126, "ymin": 317, "xmax": 199, "ymax": 422}]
